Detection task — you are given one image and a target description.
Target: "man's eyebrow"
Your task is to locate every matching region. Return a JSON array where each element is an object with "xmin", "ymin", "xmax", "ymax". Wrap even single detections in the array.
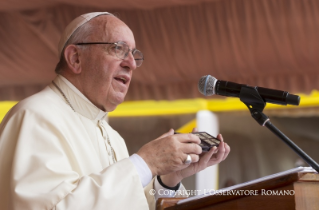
[{"xmin": 119, "ymin": 40, "xmax": 136, "ymax": 48}]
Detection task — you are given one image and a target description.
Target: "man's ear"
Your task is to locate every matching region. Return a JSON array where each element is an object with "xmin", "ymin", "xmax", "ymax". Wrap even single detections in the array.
[{"xmin": 63, "ymin": 45, "xmax": 82, "ymax": 74}]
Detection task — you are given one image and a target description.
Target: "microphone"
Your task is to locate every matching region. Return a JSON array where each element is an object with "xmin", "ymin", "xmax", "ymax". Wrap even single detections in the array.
[{"xmin": 198, "ymin": 75, "xmax": 300, "ymax": 106}]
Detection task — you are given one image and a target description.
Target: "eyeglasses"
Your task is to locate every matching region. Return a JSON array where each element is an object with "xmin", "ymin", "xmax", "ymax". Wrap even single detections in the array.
[{"xmin": 75, "ymin": 41, "xmax": 144, "ymax": 67}]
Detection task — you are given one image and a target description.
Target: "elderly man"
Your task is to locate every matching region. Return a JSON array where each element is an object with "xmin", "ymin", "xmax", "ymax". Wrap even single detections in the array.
[{"xmin": 0, "ymin": 12, "xmax": 230, "ymax": 210}]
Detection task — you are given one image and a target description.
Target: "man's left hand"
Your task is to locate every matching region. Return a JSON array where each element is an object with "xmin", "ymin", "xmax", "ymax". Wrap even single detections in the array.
[{"xmin": 160, "ymin": 131, "xmax": 230, "ymax": 188}]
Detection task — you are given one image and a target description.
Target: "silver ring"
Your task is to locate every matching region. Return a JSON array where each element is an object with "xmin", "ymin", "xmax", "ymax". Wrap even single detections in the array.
[{"xmin": 184, "ymin": 155, "xmax": 192, "ymax": 164}]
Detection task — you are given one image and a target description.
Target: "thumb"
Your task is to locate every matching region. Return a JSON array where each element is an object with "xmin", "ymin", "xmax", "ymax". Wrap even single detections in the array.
[{"xmin": 155, "ymin": 128, "xmax": 175, "ymax": 140}]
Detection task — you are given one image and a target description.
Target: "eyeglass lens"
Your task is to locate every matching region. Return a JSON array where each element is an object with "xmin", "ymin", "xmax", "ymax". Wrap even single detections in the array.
[{"xmin": 115, "ymin": 42, "xmax": 143, "ymax": 67}]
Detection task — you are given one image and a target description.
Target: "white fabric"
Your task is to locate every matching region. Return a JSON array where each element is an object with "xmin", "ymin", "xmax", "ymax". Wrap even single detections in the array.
[
  {"xmin": 57, "ymin": 12, "xmax": 112, "ymax": 55},
  {"xmin": 129, "ymin": 154, "xmax": 152, "ymax": 188},
  {"xmin": 60, "ymin": 75, "xmax": 152, "ymax": 187},
  {"xmin": 0, "ymin": 75, "xmax": 155, "ymax": 210},
  {"xmin": 59, "ymin": 75, "xmax": 96, "ymax": 106}
]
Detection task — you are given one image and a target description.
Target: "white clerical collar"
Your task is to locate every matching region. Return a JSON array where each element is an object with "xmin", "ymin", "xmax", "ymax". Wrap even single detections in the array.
[
  {"xmin": 50, "ymin": 75, "xmax": 108, "ymax": 121},
  {"xmin": 59, "ymin": 75, "xmax": 93, "ymax": 105}
]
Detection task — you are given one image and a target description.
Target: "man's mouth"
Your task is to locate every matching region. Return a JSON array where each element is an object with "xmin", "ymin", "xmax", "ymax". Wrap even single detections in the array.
[{"xmin": 114, "ymin": 76, "xmax": 128, "ymax": 84}]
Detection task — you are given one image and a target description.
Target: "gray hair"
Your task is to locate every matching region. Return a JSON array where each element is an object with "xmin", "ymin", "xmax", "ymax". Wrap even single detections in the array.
[{"xmin": 54, "ymin": 21, "xmax": 94, "ymax": 74}]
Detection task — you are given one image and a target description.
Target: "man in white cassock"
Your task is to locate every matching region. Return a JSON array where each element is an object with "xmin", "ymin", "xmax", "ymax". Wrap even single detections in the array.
[{"xmin": 0, "ymin": 12, "xmax": 230, "ymax": 210}]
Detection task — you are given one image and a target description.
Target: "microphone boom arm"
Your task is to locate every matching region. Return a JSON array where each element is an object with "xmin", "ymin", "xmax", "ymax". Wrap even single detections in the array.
[{"xmin": 240, "ymin": 86, "xmax": 319, "ymax": 172}]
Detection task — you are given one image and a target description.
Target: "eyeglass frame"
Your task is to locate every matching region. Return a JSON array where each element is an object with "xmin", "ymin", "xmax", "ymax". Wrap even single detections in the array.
[{"xmin": 74, "ymin": 41, "xmax": 144, "ymax": 67}]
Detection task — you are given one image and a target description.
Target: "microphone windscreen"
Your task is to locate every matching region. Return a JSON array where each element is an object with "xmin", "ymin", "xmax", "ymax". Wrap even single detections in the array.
[{"xmin": 198, "ymin": 75, "xmax": 217, "ymax": 96}]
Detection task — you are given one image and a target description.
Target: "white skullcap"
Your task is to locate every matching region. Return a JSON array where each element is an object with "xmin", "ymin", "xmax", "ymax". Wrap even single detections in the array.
[{"xmin": 58, "ymin": 12, "xmax": 112, "ymax": 56}]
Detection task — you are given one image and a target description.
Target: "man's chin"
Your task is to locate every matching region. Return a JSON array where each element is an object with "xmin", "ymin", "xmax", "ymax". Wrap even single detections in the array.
[{"xmin": 104, "ymin": 97, "xmax": 125, "ymax": 112}]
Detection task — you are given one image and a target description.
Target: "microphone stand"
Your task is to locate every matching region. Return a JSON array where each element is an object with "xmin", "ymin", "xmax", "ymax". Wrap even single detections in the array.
[{"xmin": 239, "ymin": 86, "xmax": 319, "ymax": 173}]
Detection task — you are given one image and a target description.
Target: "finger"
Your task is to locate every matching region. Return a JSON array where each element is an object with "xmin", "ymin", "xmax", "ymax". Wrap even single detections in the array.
[
  {"xmin": 175, "ymin": 133, "xmax": 201, "ymax": 144},
  {"xmin": 183, "ymin": 154, "xmax": 200, "ymax": 164},
  {"xmin": 191, "ymin": 154, "xmax": 200, "ymax": 163},
  {"xmin": 222, "ymin": 143, "xmax": 230, "ymax": 161},
  {"xmin": 181, "ymin": 143, "xmax": 202, "ymax": 155},
  {"xmin": 217, "ymin": 134, "xmax": 223, "ymax": 142},
  {"xmin": 192, "ymin": 127, "xmax": 198, "ymax": 132},
  {"xmin": 199, "ymin": 146, "xmax": 218, "ymax": 164},
  {"xmin": 213, "ymin": 141, "xmax": 226, "ymax": 162},
  {"xmin": 155, "ymin": 128, "xmax": 175, "ymax": 140}
]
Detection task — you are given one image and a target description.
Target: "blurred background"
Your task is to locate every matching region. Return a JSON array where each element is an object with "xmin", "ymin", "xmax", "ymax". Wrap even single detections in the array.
[{"xmin": 1, "ymin": 0, "xmax": 319, "ymax": 195}]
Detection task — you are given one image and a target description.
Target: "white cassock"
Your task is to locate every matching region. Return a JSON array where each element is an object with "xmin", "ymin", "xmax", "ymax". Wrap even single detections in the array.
[{"xmin": 0, "ymin": 75, "xmax": 185, "ymax": 210}]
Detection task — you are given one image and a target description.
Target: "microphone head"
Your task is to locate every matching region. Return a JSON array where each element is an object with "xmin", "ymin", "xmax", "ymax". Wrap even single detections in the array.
[{"xmin": 198, "ymin": 75, "xmax": 218, "ymax": 96}]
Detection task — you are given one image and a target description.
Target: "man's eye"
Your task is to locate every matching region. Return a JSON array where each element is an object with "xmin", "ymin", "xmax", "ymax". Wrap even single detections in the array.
[
  {"xmin": 116, "ymin": 46, "xmax": 124, "ymax": 51},
  {"xmin": 110, "ymin": 46, "xmax": 117, "ymax": 50},
  {"xmin": 108, "ymin": 46, "xmax": 118, "ymax": 54}
]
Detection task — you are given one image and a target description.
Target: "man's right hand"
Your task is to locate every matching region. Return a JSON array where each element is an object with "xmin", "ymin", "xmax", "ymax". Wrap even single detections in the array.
[{"xmin": 137, "ymin": 129, "xmax": 202, "ymax": 177}]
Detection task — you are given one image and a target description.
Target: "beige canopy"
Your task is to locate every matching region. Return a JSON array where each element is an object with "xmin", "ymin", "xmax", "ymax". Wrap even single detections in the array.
[
  {"xmin": 1, "ymin": 0, "xmax": 319, "ymax": 194},
  {"xmin": 1, "ymin": 0, "xmax": 319, "ymax": 101}
]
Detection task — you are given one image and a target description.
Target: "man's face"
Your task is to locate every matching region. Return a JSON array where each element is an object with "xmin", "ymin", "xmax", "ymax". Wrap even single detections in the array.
[{"xmin": 77, "ymin": 16, "xmax": 137, "ymax": 112}]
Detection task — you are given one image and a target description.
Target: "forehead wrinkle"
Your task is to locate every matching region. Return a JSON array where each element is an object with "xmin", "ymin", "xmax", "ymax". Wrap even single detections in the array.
[
  {"xmin": 85, "ymin": 16, "xmax": 136, "ymax": 53},
  {"xmin": 86, "ymin": 16, "xmax": 109, "ymax": 41},
  {"xmin": 89, "ymin": 15, "xmax": 130, "ymax": 42}
]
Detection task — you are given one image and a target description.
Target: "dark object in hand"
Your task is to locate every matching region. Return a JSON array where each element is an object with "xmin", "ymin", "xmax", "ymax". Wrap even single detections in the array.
[
  {"xmin": 174, "ymin": 131, "xmax": 220, "ymax": 152},
  {"xmin": 192, "ymin": 132, "xmax": 220, "ymax": 152}
]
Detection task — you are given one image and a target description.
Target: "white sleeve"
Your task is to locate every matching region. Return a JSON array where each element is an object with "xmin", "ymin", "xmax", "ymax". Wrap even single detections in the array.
[
  {"xmin": 129, "ymin": 154, "xmax": 183, "ymax": 200},
  {"xmin": 129, "ymin": 154, "xmax": 153, "ymax": 187},
  {"xmin": 54, "ymin": 158, "xmax": 149, "ymax": 210}
]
